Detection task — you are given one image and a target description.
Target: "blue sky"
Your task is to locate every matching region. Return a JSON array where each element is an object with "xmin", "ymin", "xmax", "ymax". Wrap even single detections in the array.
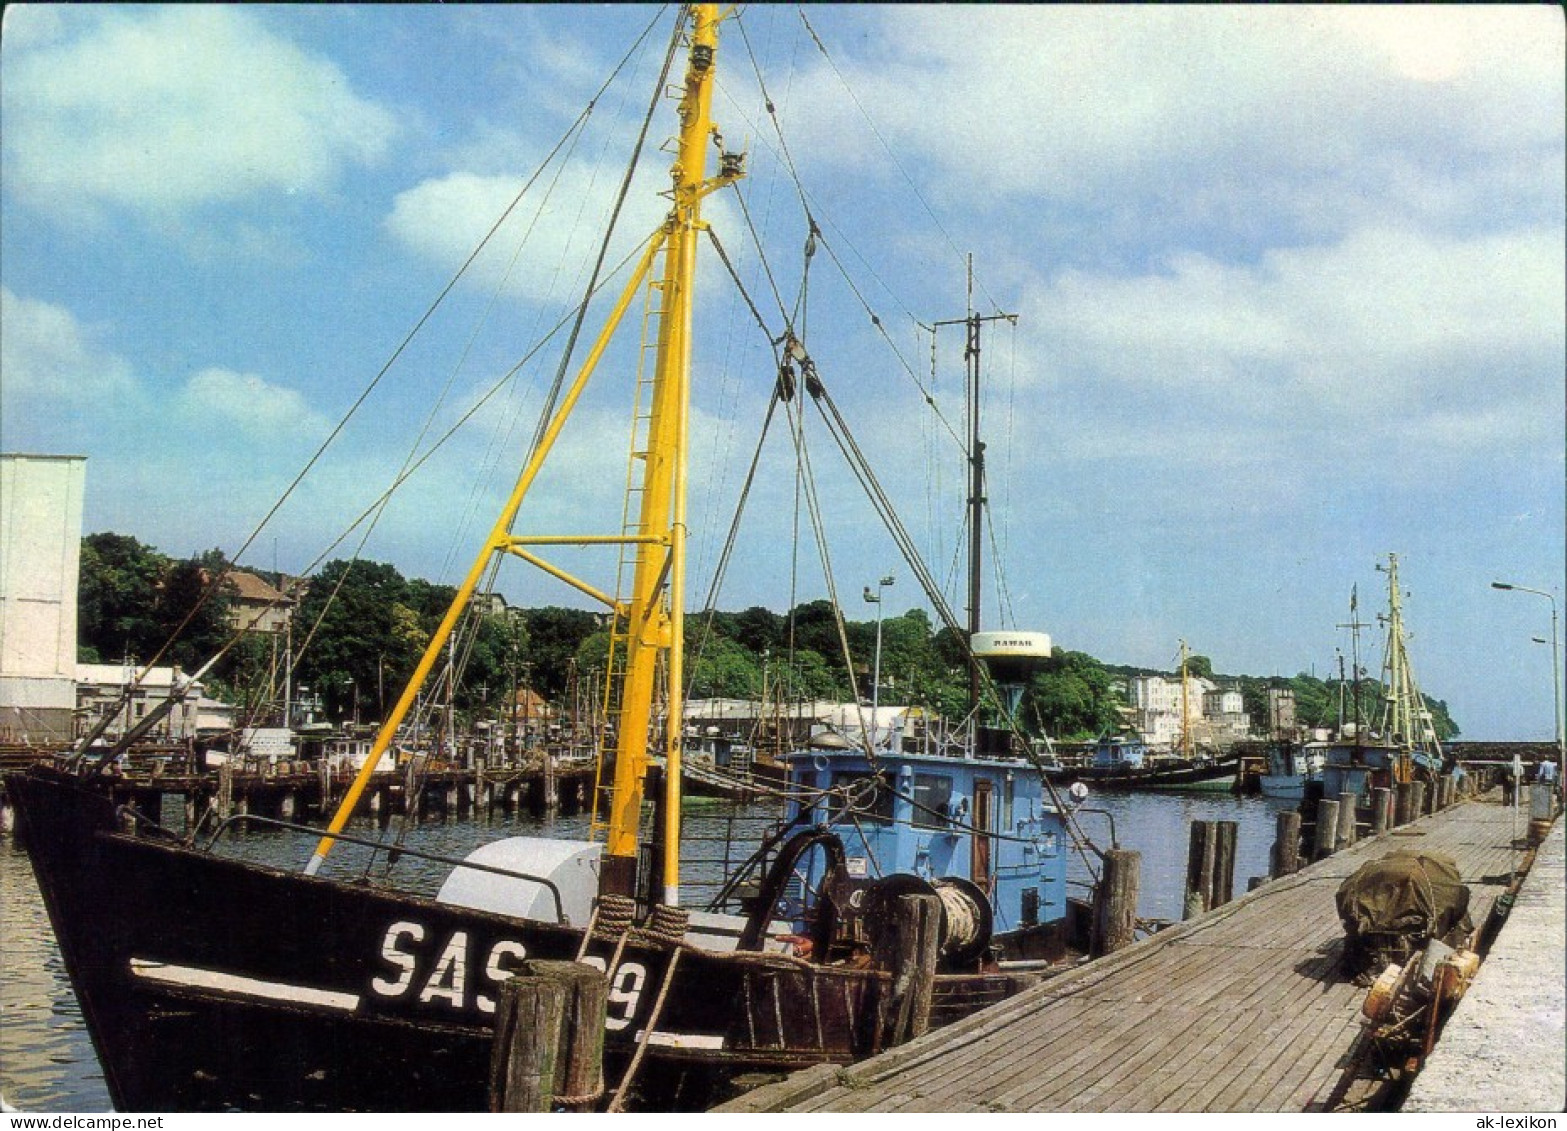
[{"xmin": 2, "ymin": 5, "xmax": 1562, "ymax": 740}]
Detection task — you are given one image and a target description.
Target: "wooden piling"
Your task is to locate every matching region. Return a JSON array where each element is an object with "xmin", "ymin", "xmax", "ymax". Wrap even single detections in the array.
[
  {"xmin": 1371, "ymin": 787, "xmax": 1392, "ymax": 836},
  {"xmin": 524, "ymin": 960, "xmax": 608, "ymax": 1110},
  {"xmin": 1211, "ymin": 821, "xmax": 1237, "ymax": 908},
  {"xmin": 1092, "ymin": 849, "xmax": 1141, "ymax": 955},
  {"xmin": 1270, "ymin": 810, "xmax": 1301, "ymax": 878},
  {"xmin": 1184, "ymin": 822, "xmax": 1218, "ymax": 919},
  {"xmin": 1394, "ymin": 781, "xmax": 1414, "ymax": 826},
  {"xmin": 1335, "ymin": 791, "xmax": 1358, "ymax": 850},
  {"xmin": 1408, "ymin": 781, "xmax": 1427, "ymax": 821},
  {"xmin": 1314, "ymin": 798, "xmax": 1340, "ymax": 860},
  {"xmin": 488, "ymin": 973, "xmax": 567, "ymax": 1112},
  {"xmin": 874, "ymin": 892, "xmax": 943, "ymax": 1046}
]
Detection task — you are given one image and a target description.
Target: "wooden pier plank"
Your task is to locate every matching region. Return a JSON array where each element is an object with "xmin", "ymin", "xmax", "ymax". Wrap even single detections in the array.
[{"xmin": 720, "ymin": 795, "xmax": 1524, "ymax": 1114}]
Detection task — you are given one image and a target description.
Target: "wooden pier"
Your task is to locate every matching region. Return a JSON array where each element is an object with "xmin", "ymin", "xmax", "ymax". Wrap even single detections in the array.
[
  {"xmin": 718, "ymin": 791, "xmax": 1542, "ymax": 1114},
  {"xmin": 0, "ymin": 750, "xmax": 600, "ymax": 829}
]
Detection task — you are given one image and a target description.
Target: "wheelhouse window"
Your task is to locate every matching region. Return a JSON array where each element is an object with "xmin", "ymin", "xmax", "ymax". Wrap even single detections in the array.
[
  {"xmin": 828, "ymin": 771, "xmax": 895, "ymax": 824},
  {"xmin": 911, "ymin": 773, "xmax": 954, "ymax": 828}
]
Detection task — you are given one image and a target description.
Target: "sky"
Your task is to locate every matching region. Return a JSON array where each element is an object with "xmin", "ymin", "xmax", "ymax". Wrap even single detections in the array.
[{"xmin": 2, "ymin": 4, "xmax": 1562, "ymax": 741}]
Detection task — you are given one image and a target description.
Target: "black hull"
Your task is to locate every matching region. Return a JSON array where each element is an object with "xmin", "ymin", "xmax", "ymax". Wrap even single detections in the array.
[
  {"xmin": 1043, "ymin": 756, "xmax": 1240, "ymax": 791},
  {"xmin": 6, "ymin": 766, "xmax": 1035, "ymax": 1112}
]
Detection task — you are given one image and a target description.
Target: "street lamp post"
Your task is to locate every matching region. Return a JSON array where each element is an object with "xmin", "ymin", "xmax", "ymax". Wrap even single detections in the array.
[
  {"xmin": 1492, "ymin": 580, "xmax": 1565, "ymax": 791},
  {"xmin": 864, "ymin": 575, "xmax": 896, "ymax": 718}
]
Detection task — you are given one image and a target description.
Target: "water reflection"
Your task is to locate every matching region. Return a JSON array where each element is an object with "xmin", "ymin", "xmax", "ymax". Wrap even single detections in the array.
[
  {"xmin": 1066, "ymin": 790, "xmax": 1299, "ymax": 922},
  {"xmin": 1, "ymin": 838, "xmax": 111, "ymax": 1111}
]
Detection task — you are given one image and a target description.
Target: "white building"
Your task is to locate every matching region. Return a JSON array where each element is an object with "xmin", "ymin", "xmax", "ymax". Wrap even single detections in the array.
[
  {"xmin": 75, "ymin": 663, "xmax": 207, "ymax": 743},
  {"xmin": 0, "ymin": 454, "xmax": 87, "ymax": 742},
  {"xmin": 1126, "ymin": 672, "xmax": 1252, "ymax": 749}
]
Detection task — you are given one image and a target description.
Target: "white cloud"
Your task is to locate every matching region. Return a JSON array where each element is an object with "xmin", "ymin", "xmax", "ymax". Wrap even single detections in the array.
[
  {"xmin": 0, "ymin": 286, "xmax": 138, "ymax": 408},
  {"xmin": 385, "ymin": 166, "xmax": 656, "ymax": 306},
  {"xmin": 773, "ymin": 6, "xmax": 1563, "ymax": 230},
  {"xmin": 385, "ymin": 159, "xmax": 742, "ymax": 308},
  {"xmin": 1026, "ymin": 225, "xmax": 1563, "ymax": 412},
  {"xmin": 178, "ymin": 367, "xmax": 327, "ymax": 437},
  {"xmin": 2, "ymin": 6, "xmax": 397, "ymax": 220}
]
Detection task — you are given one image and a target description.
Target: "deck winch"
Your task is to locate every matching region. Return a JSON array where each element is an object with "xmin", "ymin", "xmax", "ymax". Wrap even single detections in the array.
[{"xmin": 859, "ymin": 873, "xmax": 995, "ymax": 968}]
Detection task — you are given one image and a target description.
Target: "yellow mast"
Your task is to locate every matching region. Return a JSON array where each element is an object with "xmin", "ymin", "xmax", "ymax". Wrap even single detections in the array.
[
  {"xmin": 1378, "ymin": 553, "xmax": 1439, "ymax": 783},
  {"xmin": 600, "ymin": 3, "xmax": 727, "ymax": 901},
  {"xmin": 308, "ymin": 6, "xmax": 740, "ymax": 895}
]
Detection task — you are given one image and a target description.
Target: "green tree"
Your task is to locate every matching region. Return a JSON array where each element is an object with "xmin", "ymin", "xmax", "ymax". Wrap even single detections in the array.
[
  {"xmin": 686, "ymin": 633, "xmax": 763, "ymax": 699},
  {"xmin": 294, "ymin": 559, "xmax": 413, "ymax": 719},
  {"xmin": 153, "ymin": 558, "xmax": 234, "ymax": 671},
  {"xmin": 78, "ymin": 532, "xmax": 167, "ymax": 662},
  {"xmin": 523, "ymin": 607, "xmax": 603, "ymax": 698},
  {"xmin": 1022, "ymin": 649, "xmax": 1125, "ymax": 740}
]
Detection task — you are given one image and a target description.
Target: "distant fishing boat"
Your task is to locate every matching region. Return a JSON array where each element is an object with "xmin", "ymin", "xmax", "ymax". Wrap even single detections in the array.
[
  {"xmin": 1043, "ymin": 734, "xmax": 1240, "ymax": 792},
  {"xmin": 1257, "ymin": 738, "xmax": 1326, "ymax": 799},
  {"xmin": 8, "ymin": 7, "xmax": 1110, "ymax": 1112},
  {"xmin": 1318, "ymin": 555, "xmax": 1459, "ymax": 805}
]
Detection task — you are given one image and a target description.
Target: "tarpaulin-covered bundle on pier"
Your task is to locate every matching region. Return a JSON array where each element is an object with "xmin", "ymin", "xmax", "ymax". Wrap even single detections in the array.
[{"xmin": 1336, "ymin": 850, "xmax": 1472, "ymax": 981}]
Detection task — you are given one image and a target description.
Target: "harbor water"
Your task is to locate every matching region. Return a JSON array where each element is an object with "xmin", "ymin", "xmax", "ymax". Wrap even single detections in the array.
[{"xmin": 0, "ymin": 788, "xmax": 1296, "ymax": 1112}]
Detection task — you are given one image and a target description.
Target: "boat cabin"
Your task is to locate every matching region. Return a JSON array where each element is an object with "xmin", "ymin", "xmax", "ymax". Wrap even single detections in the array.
[
  {"xmin": 1093, "ymin": 736, "xmax": 1147, "ymax": 769},
  {"xmin": 781, "ymin": 714, "xmax": 1074, "ymax": 956}
]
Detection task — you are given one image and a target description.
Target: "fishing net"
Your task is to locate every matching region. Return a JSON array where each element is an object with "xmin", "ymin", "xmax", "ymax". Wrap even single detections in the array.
[{"xmin": 1335, "ymin": 850, "xmax": 1472, "ymax": 984}]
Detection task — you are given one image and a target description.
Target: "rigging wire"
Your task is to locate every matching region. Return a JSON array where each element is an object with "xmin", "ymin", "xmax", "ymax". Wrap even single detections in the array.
[
  {"xmin": 86, "ymin": 9, "xmax": 673, "ymax": 742},
  {"xmin": 522, "ymin": 3, "xmax": 683, "ymax": 472},
  {"xmin": 793, "ymin": 361, "xmax": 1101, "ymax": 862},
  {"xmin": 793, "ymin": 6, "xmax": 1001, "ymax": 315}
]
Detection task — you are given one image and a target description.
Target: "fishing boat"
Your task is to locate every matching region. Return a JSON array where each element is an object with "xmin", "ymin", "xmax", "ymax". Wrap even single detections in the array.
[
  {"xmin": 8, "ymin": 7, "xmax": 1107, "ymax": 1113},
  {"xmin": 1042, "ymin": 736, "xmax": 1240, "ymax": 792},
  {"xmin": 1256, "ymin": 738, "xmax": 1326, "ymax": 800},
  {"xmin": 1316, "ymin": 556, "xmax": 1458, "ymax": 805},
  {"xmin": 729, "ymin": 633, "xmax": 1095, "ymax": 970},
  {"xmin": 1043, "ymin": 643, "xmax": 1238, "ymax": 792}
]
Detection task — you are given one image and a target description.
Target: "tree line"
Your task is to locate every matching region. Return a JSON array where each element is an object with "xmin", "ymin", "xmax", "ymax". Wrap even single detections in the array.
[{"xmin": 75, "ymin": 532, "xmax": 1459, "ymax": 741}]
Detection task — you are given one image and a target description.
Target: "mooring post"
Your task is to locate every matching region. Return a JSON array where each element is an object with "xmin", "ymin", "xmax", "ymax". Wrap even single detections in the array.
[
  {"xmin": 544, "ymin": 750, "xmax": 559, "ymax": 813},
  {"xmin": 1371, "ymin": 787, "xmax": 1392, "ymax": 836},
  {"xmin": 872, "ymin": 892, "xmax": 942, "ymax": 1047},
  {"xmin": 1184, "ymin": 821, "xmax": 1218, "ymax": 919},
  {"xmin": 1408, "ymin": 780, "xmax": 1427, "ymax": 821},
  {"xmin": 523, "ymin": 960, "xmax": 608, "ymax": 1111},
  {"xmin": 488, "ymin": 972, "xmax": 567, "ymax": 1112},
  {"xmin": 1092, "ymin": 849, "xmax": 1141, "ymax": 957},
  {"xmin": 1270, "ymin": 810, "xmax": 1302, "ymax": 878},
  {"xmin": 1211, "ymin": 821, "xmax": 1237, "ymax": 908},
  {"xmin": 1314, "ymin": 798, "xmax": 1340, "ymax": 860},
  {"xmin": 1393, "ymin": 781, "xmax": 1413, "ymax": 826},
  {"xmin": 1335, "ymin": 791, "xmax": 1358, "ymax": 849}
]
